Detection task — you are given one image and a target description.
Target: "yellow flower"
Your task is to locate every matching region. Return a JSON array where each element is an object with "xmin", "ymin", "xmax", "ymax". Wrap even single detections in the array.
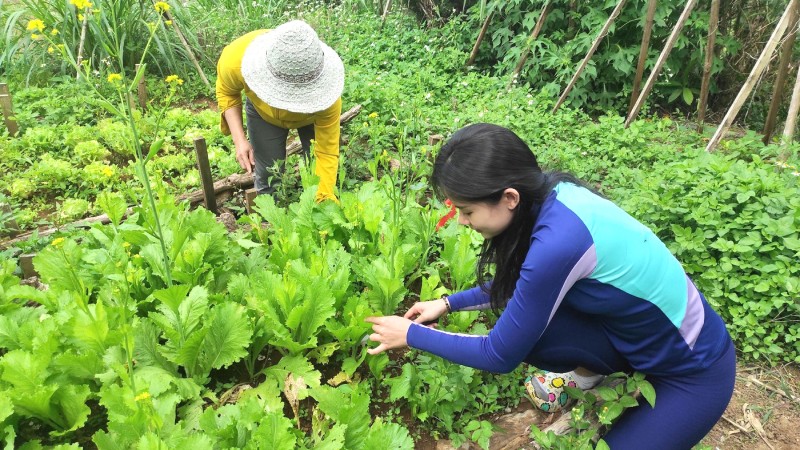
[
  {"xmin": 134, "ymin": 392, "xmax": 151, "ymax": 402},
  {"xmin": 101, "ymin": 166, "xmax": 114, "ymax": 177},
  {"xmin": 77, "ymin": 13, "xmax": 84, "ymax": 21},
  {"xmin": 123, "ymin": 242, "xmax": 131, "ymax": 248},
  {"xmin": 50, "ymin": 28, "xmax": 59, "ymax": 36},
  {"xmin": 48, "ymin": 46, "xmax": 55, "ymax": 54},
  {"xmin": 107, "ymin": 73, "xmax": 122, "ymax": 83},
  {"xmin": 51, "ymin": 237, "xmax": 65, "ymax": 247},
  {"xmin": 165, "ymin": 74, "xmax": 184, "ymax": 85},
  {"xmin": 31, "ymin": 33, "xmax": 41, "ymax": 40},
  {"xmin": 154, "ymin": 1, "xmax": 170, "ymax": 13},
  {"xmin": 26, "ymin": 19, "xmax": 45, "ymax": 33},
  {"xmin": 368, "ymin": 112, "xmax": 378, "ymax": 119},
  {"xmin": 69, "ymin": 0, "xmax": 93, "ymax": 9},
  {"xmin": 164, "ymin": 20, "xmax": 172, "ymax": 25}
]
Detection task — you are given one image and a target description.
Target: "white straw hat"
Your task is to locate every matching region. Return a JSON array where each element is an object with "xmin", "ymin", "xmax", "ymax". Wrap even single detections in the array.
[{"xmin": 241, "ymin": 20, "xmax": 344, "ymax": 114}]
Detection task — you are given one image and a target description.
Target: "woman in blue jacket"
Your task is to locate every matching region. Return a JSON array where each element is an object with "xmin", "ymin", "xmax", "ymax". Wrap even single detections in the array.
[{"xmin": 366, "ymin": 123, "xmax": 736, "ymax": 449}]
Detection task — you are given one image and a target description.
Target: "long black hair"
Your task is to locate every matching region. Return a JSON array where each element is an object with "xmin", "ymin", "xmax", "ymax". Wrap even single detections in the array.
[{"xmin": 432, "ymin": 123, "xmax": 587, "ymax": 312}]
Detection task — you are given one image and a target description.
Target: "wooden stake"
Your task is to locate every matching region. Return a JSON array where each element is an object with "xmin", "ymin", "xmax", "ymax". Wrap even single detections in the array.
[
  {"xmin": 158, "ymin": 6, "xmax": 211, "ymax": 90},
  {"xmin": 628, "ymin": 0, "xmax": 658, "ymax": 116},
  {"xmin": 782, "ymin": 64, "xmax": 800, "ymax": 146},
  {"xmin": 19, "ymin": 254, "xmax": 37, "ymax": 279},
  {"xmin": 135, "ymin": 64, "xmax": 148, "ymax": 111},
  {"xmin": 706, "ymin": 0, "xmax": 797, "ymax": 152},
  {"xmin": 510, "ymin": 2, "xmax": 552, "ymax": 88},
  {"xmin": 0, "ymin": 83, "xmax": 19, "ymax": 137},
  {"xmin": 244, "ymin": 188, "xmax": 258, "ymax": 214},
  {"xmin": 552, "ymin": 0, "xmax": 627, "ymax": 113},
  {"xmin": 428, "ymin": 134, "xmax": 444, "ymax": 146},
  {"xmin": 697, "ymin": 0, "xmax": 720, "ymax": 133},
  {"xmin": 467, "ymin": 12, "xmax": 494, "ymax": 67},
  {"xmin": 762, "ymin": 1, "xmax": 799, "ymax": 144},
  {"xmin": 193, "ymin": 137, "xmax": 217, "ymax": 213},
  {"xmin": 625, "ymin": 0, "xmax": 698, "ymax": 127}
]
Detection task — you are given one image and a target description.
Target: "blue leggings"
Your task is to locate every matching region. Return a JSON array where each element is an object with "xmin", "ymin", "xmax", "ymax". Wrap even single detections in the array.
[{"xmin": 525, "ymin": 306, "xmax": 736, "ymax": 450}]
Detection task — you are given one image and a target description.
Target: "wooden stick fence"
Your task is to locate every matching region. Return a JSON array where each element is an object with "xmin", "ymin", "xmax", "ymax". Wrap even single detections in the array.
[
  {"xmin": 625, "ymin": 0, "xmax": 698, "ymax": 127},
  {"xmin": 552, "ymin": 0, "xmax": 627, "ymax": 113},
  {"xmin": 509, "ymin": 2, "xmax": 552, "ymax": 88},
  {"xmin": 697, "ymin": 0, "xmax": 720, "ymax": 133},
  {"xmin": 706, "ymin": 0, "xmax": 797, "ymax": 152},
  {"xmin": 627, "ymin": 0, "xmax": 659, "ymax": 117},
  {"xmin": 762, "ymin": 1, "xmax": 799, "ymax": 144}
]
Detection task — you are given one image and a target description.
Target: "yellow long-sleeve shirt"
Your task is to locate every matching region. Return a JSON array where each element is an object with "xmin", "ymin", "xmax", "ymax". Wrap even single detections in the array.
[{"xmin": 216, "ymin": 30, "xmax": 341, "ymax": 202}]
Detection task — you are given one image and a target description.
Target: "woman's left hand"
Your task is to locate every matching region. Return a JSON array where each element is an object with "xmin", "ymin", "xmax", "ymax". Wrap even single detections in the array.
[{"xmin": 364, "ymin": 316, "xmax": 413, "ymax": 355}]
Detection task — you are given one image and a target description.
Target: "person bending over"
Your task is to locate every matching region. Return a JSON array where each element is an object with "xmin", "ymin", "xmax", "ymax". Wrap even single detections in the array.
[
  {"xmin": 216, "ymin": 20, "xmax": 344, "ymax": 202},
  {"xmin": 366, "ymin": 123, "xmax": 735, "ymax": 449}
]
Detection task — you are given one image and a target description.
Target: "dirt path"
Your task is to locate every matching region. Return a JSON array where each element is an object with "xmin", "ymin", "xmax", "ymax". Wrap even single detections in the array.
[{"xmin": 429, "ymin": 363, "xmax": 800, "ymax": 449}]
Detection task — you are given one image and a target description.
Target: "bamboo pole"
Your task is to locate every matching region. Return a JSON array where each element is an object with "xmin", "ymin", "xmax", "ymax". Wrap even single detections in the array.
[
  {"xmin": 762, "ymin": 1, "xmax": 799, "ymax": 144},
  {"xmin": 135, "ymin": 64, "xmax": 148, "ymax": 111},
  {"xmin": 552, "ymin": 0, "xmax": 627, "ymax": 113},
  {"xmin": 782, "ymin": 64, "xmax": 800, "ymax": 147},
  {"xmin": 0, "ymin": 83, "xmax": 19, "ymax": 137},
  {"xmin": 706, "ymin": 0, "xmax": 797, "ymax": 152},
  {"xmin": 380, "ymin": 0, "xmax": 392, "ymax": 27},
  {"xmin": 157, "ymin": 5, "xmax": 211, "ymax": 89},
  {"xmin": 509, "ymin": 2, "xmax": 552, "ymax": 88},
  {"xmin": 628, "ymin": 0, "xmax": 658, "ymax": 116},
  {"xmin": 625, "ymin": 0, "xmax": 698, "ymax": 128},
  {"xmin": 697, "ymin": 0, "xmax": 720, "ymax": 133},
  {"xmin": 467, "ymin": 12, "xmax": 494, "ymax": 67},
  {"xmin": 75, "ymin": 12, "xmax": 89, "ymax": 80}
]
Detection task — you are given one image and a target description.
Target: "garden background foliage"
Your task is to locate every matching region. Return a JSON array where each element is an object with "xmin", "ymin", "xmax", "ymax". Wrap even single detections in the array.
[{"xmin": 0, "ymin": 0, "xmax": 798, "ymax": 448}]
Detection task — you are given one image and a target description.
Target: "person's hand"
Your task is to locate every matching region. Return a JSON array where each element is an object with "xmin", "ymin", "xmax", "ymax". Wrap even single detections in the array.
[
  {"xmin": 404, "ymin": 298, "xmax": 448, "ymax": 324},
  {"xmin": 234, "ymin": 138, "xmax": 255, "ymax": 174},
  {"xmin": 365, "ymin": 316, "xmax": 413, "ymax": 355}
]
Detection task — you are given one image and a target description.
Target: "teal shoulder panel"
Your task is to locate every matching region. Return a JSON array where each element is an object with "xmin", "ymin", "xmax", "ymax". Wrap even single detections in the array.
[{"xmin": 553, "ymin": 183, "xmax": 687, "ymax": 328}]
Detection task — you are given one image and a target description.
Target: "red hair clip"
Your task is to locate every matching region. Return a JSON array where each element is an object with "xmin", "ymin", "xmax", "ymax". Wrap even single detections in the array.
[{"xmin": 436, "ymin": 199, "xmax": 457, "ymax": 231}]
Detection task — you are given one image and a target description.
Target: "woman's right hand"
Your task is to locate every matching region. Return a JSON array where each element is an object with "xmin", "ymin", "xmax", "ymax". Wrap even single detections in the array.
[
  {"xmin": 234, "ymin": 138, "xmax": 255, "ymax": 174},
  {"xmin": 404, "ymin": 298, "xmax": 449, "ymax": 325}
]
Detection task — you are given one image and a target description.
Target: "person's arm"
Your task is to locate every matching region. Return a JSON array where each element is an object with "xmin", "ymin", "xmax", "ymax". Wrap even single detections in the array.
[
  {"xmin": 215, "ymin": 45, "xmax": 254, "ymax": 173},
  {"xmin": 406, "ymin": 214, "xmax": 596, "ymax": 373},
  {"xmin": 222, "ymin": 106, "xmax": 254, "ymax": 174},
  {"xmin": 312, "ymin": 99, "xmax": 342, "ymax": 202}
]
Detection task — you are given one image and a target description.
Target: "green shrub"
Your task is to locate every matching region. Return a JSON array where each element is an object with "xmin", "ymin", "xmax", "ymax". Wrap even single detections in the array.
[{"xmin": 615, "ymin": 152, "xmax": 800, "ymax": 363}]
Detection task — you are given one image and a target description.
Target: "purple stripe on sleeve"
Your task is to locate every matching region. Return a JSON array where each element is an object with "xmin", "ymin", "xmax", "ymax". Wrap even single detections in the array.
[
  {"xmin": 679, "ymin": 276, "xmax": 705, "ymax": 350},
  {"xmin": 546, "ymin": 245, "xmax": 598, "ymax": 323}
]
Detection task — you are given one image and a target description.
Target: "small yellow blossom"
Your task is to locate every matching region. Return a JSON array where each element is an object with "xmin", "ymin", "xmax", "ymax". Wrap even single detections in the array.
[
  {"xmin": 31, "ymin": 33, "xmax": 41, "ymax": 40},
  {"xmin": 70, "ymin": 0, "xmax": 93, "ymax": 9},
  {"xmin": 51, "ymin": 237, "xmax": 65, "ymax": 247},
  {"xmin": 107, "ymin": 73, "xmax": 122, "ymax": 83},
  {"xmin": 165, "ymin": 74, "xmax": 184, "ymax": 85},
  {"xmin": 134, "ymin": 392, "xmax": 151, "ymax": 402},
  {"xmin": 362, "ymin": 122, "xmax": 369, "ymax": 128},
  {"xmin": 123, "ymin": 242, "xmax": 131, "ymax": 248},
  {"xmin": 154, "ymin": 1, "xmax": 170, "ymax": 13},
  {"xmin": 26, "ymin": 19, "xmax": 45, "ymax": 32},
  {"xmin": 368, "ymin": 112, "xmax": 378, "ymax": 119},
  {"xmin": 101, "ymin": 166, "xmax": 114, "ymax": 177},
  {"xmin": 50, "ymin": 28, "xmax": 59, "ymax": 36},
  {"xmin": 48, "ymin": 46, "xmax": 55, "ymax": 54},
  {"xmin": 164, "ymin": 20, "xmax": 172, "ymax": 25},
  {"xmin": 77, "ymin": 13, "xmax": 84, "ymax": 21}
]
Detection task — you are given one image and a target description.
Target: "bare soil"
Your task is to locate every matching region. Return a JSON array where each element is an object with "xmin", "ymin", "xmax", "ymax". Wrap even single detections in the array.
[{"xmin": 420, "ymin": 363, "xmax": 800, "ymax": 449}]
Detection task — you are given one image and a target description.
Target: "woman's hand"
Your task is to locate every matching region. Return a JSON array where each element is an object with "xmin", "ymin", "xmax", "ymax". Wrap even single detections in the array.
[
  {"xmin": 234, "ymin": 138, "xmax": 255, "ymax": 174},
  {"xmin": 403, "ymin": 298, "xmax": 448, "ymax": 324},
  {"xmin": 364, "ymin": 316, "xmax": 413, "ymax": 355}
]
